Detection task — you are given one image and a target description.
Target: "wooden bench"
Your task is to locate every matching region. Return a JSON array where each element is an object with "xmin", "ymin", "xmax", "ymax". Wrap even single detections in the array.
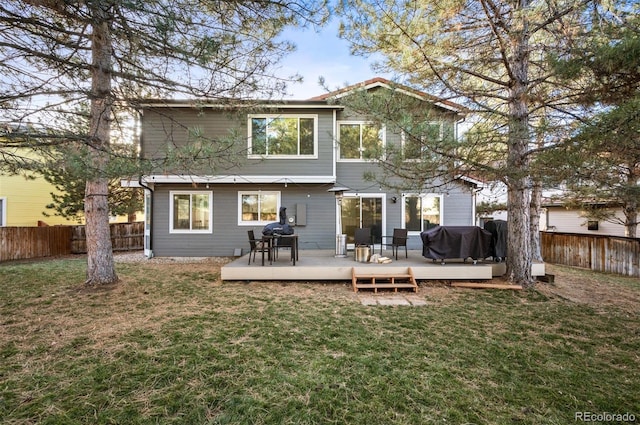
[{"xmin": 351, "ymin": 267, "xmax": 418, "ymax": 293}]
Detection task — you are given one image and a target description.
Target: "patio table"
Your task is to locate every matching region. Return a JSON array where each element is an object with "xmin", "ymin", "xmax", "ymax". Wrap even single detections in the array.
[{"xmin": 261, "ymin": 234, "xmax": 298, "ymax": 266}]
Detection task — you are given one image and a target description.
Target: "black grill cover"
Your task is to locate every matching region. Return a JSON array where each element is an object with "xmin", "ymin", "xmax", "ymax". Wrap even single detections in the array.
[
  {"xmin": 421, "ymin": 226, "xmax": 492, "ymax": 260},
  {"xmin": 262, "ymin": 207, "xmax": 294, "ymax": 236},
  {"xmin": 483, "ymin": 219, "xmax": 507, "ymax": 259}
]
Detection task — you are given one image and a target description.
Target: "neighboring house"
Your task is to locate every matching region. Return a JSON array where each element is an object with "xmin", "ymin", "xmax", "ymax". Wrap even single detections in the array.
[
  {"xmin": 128, "ymin": 77, "xmax": 482, "ymax": 257},
  {"xmin": 476, "ymin": 186, "xmax": 634, "ymax": 238},
  {"xmin": 0, "ymin": 170, "xmax": 137, "ymax": 226},
  {"xmin": 0, "ymin": 148, "xmax": 136, "ymax": 227},
  {"xmin": 0, "ymin": 171, "xmax": 77, "ymax": 227},
  {"xmin": 541, "ymin": 201, "xmax": 632, "ymax": 238}
]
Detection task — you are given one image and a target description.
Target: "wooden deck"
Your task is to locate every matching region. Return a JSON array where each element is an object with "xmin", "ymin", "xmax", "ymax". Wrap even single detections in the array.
[{"xmin": 221, "ymin": 249, "xmax": 546, "ymax": 282}]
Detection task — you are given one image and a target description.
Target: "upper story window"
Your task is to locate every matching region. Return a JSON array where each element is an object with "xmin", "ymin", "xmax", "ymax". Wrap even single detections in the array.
[
  {"xmin": 402, "ymin": 122, "xmax": 444, "ymax": 160},
  {"xmin": 338, "ymin": 121, "xmax": 384, "ymax": 161},
  {"xmin": 238, "ymin": 191, "xmax": 280, "ymax": 225},
  {"xmin": 248, "ymin": 114, "xmax": 317, "ymax": 158},
  {"xmin": 403, "ymin": 194, "xmax": 442, "ymax": 233},
  {"xmin": 170, "ymin": 191, "xmax": 213, "ymax": 234}
]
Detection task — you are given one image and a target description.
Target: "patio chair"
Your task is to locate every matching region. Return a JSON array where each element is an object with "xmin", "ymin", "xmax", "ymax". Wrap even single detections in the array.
[
  {"xmin": 380, "ymin": 228, "xmax": 408, "ymax": 260},
  {"xmin": 274, "ymin": 235, "xmax": 292, "ymax": 259},
  {"xmin": 247, "ymin": 230, "xmax": 271, "ymax": 265},
  {"xmin": 354, "ymin": 227, "xmax": 374, "ymax": 251}
]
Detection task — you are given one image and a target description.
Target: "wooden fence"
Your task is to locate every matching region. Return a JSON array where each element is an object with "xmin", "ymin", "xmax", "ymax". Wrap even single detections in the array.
[
  {"xmin": 70, "ymin": 221, "xmax": 144, "ymax": 254},
  {"xmin": 541, "ymin": 231, "xmax": 640, "ymax": 278},
  {"xmin": 0, "ymin": 226, "xmax": 73, "ymax": 262},
  {"xmin": 0, "ymin": 222, "xmax": 144, "ymax": 262}
]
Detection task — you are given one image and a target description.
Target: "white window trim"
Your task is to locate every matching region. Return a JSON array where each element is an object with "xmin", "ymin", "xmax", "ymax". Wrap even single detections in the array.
[
  {"xmin": 401, "ymin": 193, "xmax": 444, "ymax": 234},
  {"xmin": 0, "ymin": 197, "xmax": 6, "ymax": 227},
  {"xmin": 247, "ymin": 114, "xmax": 318, "ymax": 159},
  {"xmin": 337, "ymin": 121, "xmax": 386, "ymax": 162},
  {"xmin": 400, "ymin": 122, "xmax": 444, "ymax": 161},
  {"xmin": 169, "ymin": 191, "xmax": 213, "ymax": 234},
  {"xmin": 237, "ymin": 190, "xmax": 281, "ymax": 226}
]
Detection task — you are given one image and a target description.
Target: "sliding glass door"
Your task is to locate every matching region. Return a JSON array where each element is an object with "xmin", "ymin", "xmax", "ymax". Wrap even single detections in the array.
[{"xmin": 340, "ymin": 195, "xmax": 384, "ymax": 246}]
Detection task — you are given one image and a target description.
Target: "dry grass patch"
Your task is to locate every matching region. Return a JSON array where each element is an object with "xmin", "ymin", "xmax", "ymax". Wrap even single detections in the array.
[
  {"xmin": 538, "ymin": 264, "xmax": 640, "ymax": 314},
  {"xmin": 1, "ymin": 256, "xmax": 638, "ymax": 425}
]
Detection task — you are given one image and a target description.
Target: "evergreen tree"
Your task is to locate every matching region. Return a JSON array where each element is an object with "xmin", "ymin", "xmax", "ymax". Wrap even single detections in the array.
[
  {"xmin": 547, "ymin": 5, "xmax": 640, "ymax": 237},
  {"xmin": 338, "ymin": 0, "xmax": 618, "ymax": 285},
  {"xmin": 0, "ymin": 0, "xmax": 328, "ymax": 285}
]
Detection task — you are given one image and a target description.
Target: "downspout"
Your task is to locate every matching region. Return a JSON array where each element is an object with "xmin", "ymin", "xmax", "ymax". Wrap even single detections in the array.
[
  {"xmin": 133, "ymin": 106, "xmax": 155, "ymax": 257},
  {"xmin": 332, "ymin": 108, "xmax": 337, "ymax": 182},
  {"xmin": 138, "ymin": 176, "xmax": 153, "ymax": 192},
  {"xmin": 139, "ymin": 176, "xmax": 154, "ymax": 258},
  {"xmin": 472, "ymin": 185, "xmax": 483, "ymax": 226}
]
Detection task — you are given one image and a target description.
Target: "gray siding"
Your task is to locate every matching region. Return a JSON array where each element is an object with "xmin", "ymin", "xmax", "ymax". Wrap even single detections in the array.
[
  {"xmin": 141, "ymin": 107, "xmax": 335, "ymax": 177},
  {"xmin": 142, "ymin": 90, "xmax": 475, "ymax": 257},
  {"xmin": 150, "ymin": 183, "xmax": 338, "ymax": 257},
  {"xmin": 336, "ymin": 162, "xmax": 474, "ymax": 250}
]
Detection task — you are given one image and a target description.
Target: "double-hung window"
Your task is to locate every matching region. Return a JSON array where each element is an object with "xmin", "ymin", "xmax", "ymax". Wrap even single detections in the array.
[
  {"xmin": 238, "ymin": 191, "xmax": 280, "ymax": 225},
  {"xmin": 402, "ymin": 122, "xmax": 444, "ymax": 160},
  {"xmin": 403, "ymin": 194, "xmax": 442, "ymax": 233},
  {"xmin": 170, "ymin": 191, "xmax": 213, "ymax": 233},
  {"xmin": 338, "ymin": 121, "xmax": 384, "ymax": 160},
  {"xmin": 248, "ymin": 114, "xmax": 317, "ymax": 157}
]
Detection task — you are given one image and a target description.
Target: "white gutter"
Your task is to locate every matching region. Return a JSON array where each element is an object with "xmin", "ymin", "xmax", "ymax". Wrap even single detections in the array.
[
  {"xmin": 124, "ymin": 174, "xmax": 336, "ymax": 186},
  {"xmin": 138, "ymin": 102, "xmax": 344, "ymax": 110}
]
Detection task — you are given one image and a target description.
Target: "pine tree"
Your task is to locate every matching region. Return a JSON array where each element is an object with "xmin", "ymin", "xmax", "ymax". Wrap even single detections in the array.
[
  {"xmin": 0, "ymin": 0, "xmax": 327, "ymax": 285},
  {"xmin": 338, "ymin": 0, "xmax": 614, "ymax": 285}
]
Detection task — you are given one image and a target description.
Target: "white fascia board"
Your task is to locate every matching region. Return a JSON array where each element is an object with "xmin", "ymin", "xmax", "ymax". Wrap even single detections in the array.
[
  {"xmin": 457, "ymin": 175, "xmax": 484, "ymax": 188},
  {"xmin": 120, "ymin": 178, "xmax": 155, "ymax": 190},
  {"xmin": 120, "ymin": 178, "xmax": 142, "ymax": 188},
  {"xmin": 140, "ymin": 174, "xmax": 336, "ymax": 184}
]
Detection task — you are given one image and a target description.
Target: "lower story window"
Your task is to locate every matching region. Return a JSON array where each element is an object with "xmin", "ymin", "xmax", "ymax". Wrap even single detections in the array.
[
  {"xmin": 404, "ymin": 194, "xmax": 442, "ymax": 233},
  {"xmin": 170, "ymin": 191, "xmax": 212, "ymax": 233},
  {"xmin": 239, "ymin": 191, "xmax": 280, "ymax": 225}
]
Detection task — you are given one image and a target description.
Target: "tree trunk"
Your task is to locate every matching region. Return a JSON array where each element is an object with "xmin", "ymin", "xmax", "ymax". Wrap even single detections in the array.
[
  {"xmin": 85, "ymin": 4, "xmax": 117, "ymax": 285},
  {"xmin": 623, "ymin": 167, "xmax": 639, "ymax": 238},
  {"xmin": 506, "ymin": 172, "xmax": 533, "ymax": 286},
  {"xmin": 623, "ymin": 203, "xmax": 638, "ymax": 238},
  {"xmin": 530, "ymin": 178, "xmax": 543, "ymax": 263},
  {"xmin": 505, "ymin": 3, "xmax": 534, "ymax": 287}
]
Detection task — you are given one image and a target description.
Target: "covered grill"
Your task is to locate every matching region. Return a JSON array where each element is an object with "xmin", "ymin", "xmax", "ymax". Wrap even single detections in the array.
[{"xmin": 421, "ymin": 226, "xmax": 492, "ymax": 263}]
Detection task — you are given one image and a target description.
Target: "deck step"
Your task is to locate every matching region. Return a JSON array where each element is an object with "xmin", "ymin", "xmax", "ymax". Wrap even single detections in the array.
[
  {"xmin": 355, "ymin": 283, "xmax": 417, "ymax": 289},
  {"xmin": 351, "ymin": 267, "xmax": 418, "ymax": 293},
  {"xmin": 353, "ymin": 274, "xmax": 412, "ymax": 279}
]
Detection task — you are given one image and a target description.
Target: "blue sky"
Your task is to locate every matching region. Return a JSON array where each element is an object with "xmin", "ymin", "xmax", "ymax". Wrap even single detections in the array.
[{"xmin": 276, "ymin": 20, "xmax": 391, "ymax": 99}]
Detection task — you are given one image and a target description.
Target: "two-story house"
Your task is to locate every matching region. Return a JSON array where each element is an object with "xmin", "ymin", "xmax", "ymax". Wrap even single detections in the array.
[{"xmin": 129, "ymin": 78, "xmax": 481, "ymax": 257}]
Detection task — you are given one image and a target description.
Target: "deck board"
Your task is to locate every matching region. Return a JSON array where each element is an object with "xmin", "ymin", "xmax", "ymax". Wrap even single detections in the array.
[{"xmin": 221, "ymin": 250, "xmax": 545, "ymax": 282}]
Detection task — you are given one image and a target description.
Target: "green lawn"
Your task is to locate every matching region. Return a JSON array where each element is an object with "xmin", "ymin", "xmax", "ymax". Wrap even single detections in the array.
[{"xmin": 1, "ymin": 258, "xmax": 638, "ymax": 424}]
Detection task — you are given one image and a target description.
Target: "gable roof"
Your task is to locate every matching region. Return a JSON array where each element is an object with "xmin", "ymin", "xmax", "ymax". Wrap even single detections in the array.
[{"xmin": 309, "ymin": 77, "xmax": 468, "ymax": 114}]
